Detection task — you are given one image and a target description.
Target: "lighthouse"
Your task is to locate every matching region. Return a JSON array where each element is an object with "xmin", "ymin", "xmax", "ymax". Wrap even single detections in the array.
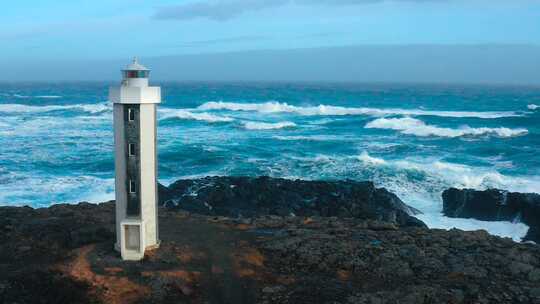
[{"xmin": 109, "ymin": 58, "xmax": 161, "ymax": 261}]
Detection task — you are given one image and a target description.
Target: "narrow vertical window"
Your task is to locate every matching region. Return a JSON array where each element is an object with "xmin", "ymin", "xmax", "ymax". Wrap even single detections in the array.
[
  {"xmin": 128, "ymin": 108, "xmax": 135, "ymax": 121},
  {"xmin": 129, "ymin": 143, "xmax": 136, "ymax": 156},
  {"xmin": 129, "ymin": 180, "xmax": 136, "ymax": 193}
]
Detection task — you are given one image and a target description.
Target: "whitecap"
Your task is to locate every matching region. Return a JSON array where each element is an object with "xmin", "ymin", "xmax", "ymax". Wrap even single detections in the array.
[
  {"xmin": 0, "ymin": 115, "xmax": 111, "ymax": 137},
  {"xmin": 0, "ymin": 103, "xmax": 109, "ymax": 114},
  {"xmin": 77, "ymin": 103, "xmax": 110, "ymax": 114},
  {"xmin": 6, "ymin": 94, "xmax": 62, "ymax": 99},
  {"xmin": 36, "ymin": 95, "xmax": 62, "ymax": 99},
  {"xmin": 365, "ymin": 142, "xmax": 403, "ymax": 152},
  {"xmin": 0, "ymin": 174, "xmax": 115, "ymax": 207},
  {"xmin": 308, "ymin": 118, "xmax": 336, "ymax": 125},
  {"xmin": 357, "ymin": 151, "xmax": 387, "ymax": 165},
  {"xmin": 198, "ymin": 101, "xmax": 519, "ymax": 119},
  {"xmin": 528, "ymin": 104, "xmax": 539, "ymax": 110},
  {"xmin": 243, "ymin": 121, "xmax": 297, "ymax": 130},
  {"xmin": 203, "ymin": 146, "xmax": 224, "ymax": 152},
  {"xmin": 365, "ymin": 117, "xmax": 528, "ymax": 138},
  {"xmin": 159, "ymin": 108, "xmax": 234, "ymax": 123},
  {"xmin": 0, "ymin": 104, "xmax": 66, "ymax": 113},
  {"xmin": 272, "ymin": 135, "xmax": 344, "ymax": 141},
  {"xmin": 356, "ymin": 153, "xmax": 540, "ymax": 194}
]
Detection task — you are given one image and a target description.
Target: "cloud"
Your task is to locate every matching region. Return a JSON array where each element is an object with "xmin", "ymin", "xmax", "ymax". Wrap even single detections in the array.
[
  {"xmin": 154, "ymin": 0, "xmax": 442, "ymax": 21},
  {"xmin": 154, "ymin": 0, "xmax": 288, "ymax": 21}
]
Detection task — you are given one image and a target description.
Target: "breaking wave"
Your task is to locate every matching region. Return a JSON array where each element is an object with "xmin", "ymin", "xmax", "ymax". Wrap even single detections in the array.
[
  {"xmin": 273, "ymin": 135, "xmax": 346, "ymax": 141},
  {"xmin": 351, "ymin": 151, "xmax": 540, "ymax": 240},
  {"xmin": 0, "ymin": 174, "xmax": 115, "ymax": 207},
  {"xmin": 2, "ymin": 94, "xmax": 63, "ymax": 99},
  {"xmin": 159, "ymin": 108, "xmax": 234, "ymax": 123},
  {"xmin": 528, "ymin": 104, "xmax": 539, "ymax": 110},
  {"xmin": 365, "ymin": 117, "xmax": 528, "ymax": 138},
  {"xmin": 0, "ymin": 103, "xmax": 109, "ymax": 114},
  {"xmin": 243, "ymin": 121, "xmax": 297, "ymax": 130},
  {"xmin": 355, "ymin": 152, "xmax": 540, "ymax": 195},
  {"xmin": 357, "ymin": 151, "xmax": 387, "ymax": 165},
  {"xmin": 198, "ymin": 101, "xmax": 519, "ymax": 119},
  {"xmin": 35, "ymin": 95, "xmax": 62, "ymax": 99}
]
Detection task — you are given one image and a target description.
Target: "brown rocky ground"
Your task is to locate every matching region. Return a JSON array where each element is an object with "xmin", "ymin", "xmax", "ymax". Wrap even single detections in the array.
[{"xmin": 1, "ymin": 202, "xmax": 540, "ymax": 304}]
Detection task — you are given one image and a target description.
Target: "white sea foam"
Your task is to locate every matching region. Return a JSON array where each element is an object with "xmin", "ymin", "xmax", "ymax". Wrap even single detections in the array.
[
  {"xmin": 365, "ymin": 142, "xmax": 403, "ymax": 152},
  {"xmin": 273, "ymin": 135, "xmax": 345, "ymax": 141},
  {"xmin": 0, "ymin": 103, "xmax": 109, "ymax": 114},
  {"xmin": 365, "ymin": 117, "xmax": 528, "ymax": 138},
  {"xmin": 0, "ymin": 114, "xmax": 112, "ymax": 137},
  {"xmin": 417, "ymin": 212, "xmax": 530, "ymax": 242},
  {"xmin": 35, "ymin": 95, "xmax": 62, "ymax": 99},
  {"xmin": 528, "ymin": 104, "xmax": 539, "ymax": 110},
  {"xmin": 77, "ymin": 103, "xmax": 110, "ymax": 114},
  {"xmin": 270, "ymin": 151, "xmax": 540, "ymax": 196},
  {"xmin": 0, "ymin": 174, "xmax": 114, "ymax": 207},
  {"xmin": 198, "ymin": 101, "xmax": 519, "ymax": 119},
  {"xmin": 308, "ymin": 118, "xmax": 336, "ymax": 125},
  {"xmin": 159, "ymin": 108, "xmax": 234, "ymax": 123},
  {"xmin": 0, "ymin": 104, "xmax": 65, "ymax": 112},
  {"xmin": 243, "ymin": 121, "xmax": 297, "ymax": 130},
  {"xmin": 357, "ymin": 151, "xmax": 387, "ymax": 165},
  {"xmin": 6, "ymin": 94, "xmax": 62, "ymax": 99},
  {"xmin": 357, "ymin": 152, "xmax": 540, "ymax": 195},
  {"xmin": 354, "ymin": 152, "xmax": 538, "ymax": 240}
]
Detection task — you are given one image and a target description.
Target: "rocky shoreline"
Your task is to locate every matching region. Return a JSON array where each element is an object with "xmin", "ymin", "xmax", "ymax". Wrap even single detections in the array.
[
  {"xmin": 1, "ymin": 177, "xmax": 540, "ymax": 304},
  {"xmin": 443, "ymin": 188, "xmax": 540, "ymax": 243},
  {"xmin": 159, "ymin": 176, "xmax": 425, "ymax": 228}
]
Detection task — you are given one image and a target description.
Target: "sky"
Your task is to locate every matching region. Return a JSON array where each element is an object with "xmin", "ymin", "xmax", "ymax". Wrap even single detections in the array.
[{"xmin": 1, "ymin": 0, "xmax": 540, "ymax": 83}]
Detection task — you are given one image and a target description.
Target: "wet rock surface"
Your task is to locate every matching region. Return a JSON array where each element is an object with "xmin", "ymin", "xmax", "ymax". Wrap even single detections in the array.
[
  {"xmin": 1, "ymin": 199, "xmax": 540, "ymax": 303},
  {"xmin": 442, "ymin": 188, "xmax": 540, "ymax": 243},
  {"xmin": 159, "ymin": 176, "xmax": 425, "ymax": 228}
]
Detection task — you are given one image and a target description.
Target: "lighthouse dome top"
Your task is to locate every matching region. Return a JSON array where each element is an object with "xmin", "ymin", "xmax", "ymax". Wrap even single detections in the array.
[
  {"xmin": 110, "ymin": 57, "xmax": 161, "ymax": 104},
  {"xmin": 123, "ymin": 58, "xmax": 149, "ymax": 71}
]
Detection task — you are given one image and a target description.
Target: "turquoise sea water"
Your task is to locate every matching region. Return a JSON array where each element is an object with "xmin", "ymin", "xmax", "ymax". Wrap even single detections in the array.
[{"xmin": 1, "ymin": 82, "xmax": 539, "ymax": 239}]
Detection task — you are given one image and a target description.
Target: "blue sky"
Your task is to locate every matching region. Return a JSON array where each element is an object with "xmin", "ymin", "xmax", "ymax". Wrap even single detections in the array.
[{"xmin": 2, "ymin": 0, "xmax": 540, "ymax": 62}]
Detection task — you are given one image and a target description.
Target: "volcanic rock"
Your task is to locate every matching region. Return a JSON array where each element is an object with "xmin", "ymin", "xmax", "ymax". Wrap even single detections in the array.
[
  {"xmin": 442, "ymin": 188, "xmax": 540, "ymax": 243},
  {"xmin": 1, "ymin": 200, "xmax": 540, "ymax": 303},
  {"xmin": 158, "ymin": 176, "xmax": 425, "ymax": 228}
]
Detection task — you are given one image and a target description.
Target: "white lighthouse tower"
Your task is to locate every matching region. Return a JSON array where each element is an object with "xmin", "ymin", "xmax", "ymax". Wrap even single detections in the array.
[{"xmin": 109, "ymin": 58, "xmax": 161, "ymax": 261}]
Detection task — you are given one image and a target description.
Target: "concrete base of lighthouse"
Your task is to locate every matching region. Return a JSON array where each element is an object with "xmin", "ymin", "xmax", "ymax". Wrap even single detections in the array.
[{"xmin": 114, "ymin": 219, "xmax": 160, "ymax": 260}]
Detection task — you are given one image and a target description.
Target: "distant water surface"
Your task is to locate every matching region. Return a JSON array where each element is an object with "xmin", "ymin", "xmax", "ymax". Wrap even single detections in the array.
[{"xmin": 1, "ymin": 82, "xmax": 539, "ymax": 240}]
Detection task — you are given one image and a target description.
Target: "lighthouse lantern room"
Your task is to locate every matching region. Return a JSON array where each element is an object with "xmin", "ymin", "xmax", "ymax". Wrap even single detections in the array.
[{"xmin": 109, "ymin": 58, "xmax": 161, "ymax": 261}]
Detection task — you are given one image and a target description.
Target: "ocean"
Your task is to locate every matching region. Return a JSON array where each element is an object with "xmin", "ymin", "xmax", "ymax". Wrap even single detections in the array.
[{"xmin": 1, "ymin": 82, "xmax": 539, "ymax": 240}]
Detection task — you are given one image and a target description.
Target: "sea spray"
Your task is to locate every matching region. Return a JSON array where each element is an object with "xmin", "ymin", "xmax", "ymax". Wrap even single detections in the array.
[
  {"xmin": 198, "ymin": 101, "xmax": 520, "ymax": 119},
  {"xmin": 0, "ymin": 103, "xmax": 110, "ymax": 114},
  {"xmin": 159, "ymin": 108, "xmax": 234, "ymax": 123},
  {"xmin": 243, "ymin": 121, "xmax": 297, "ymax": 130},
  {"xmin": 365, "ymin": 117, "xmax": 528, "ymax": 138}
]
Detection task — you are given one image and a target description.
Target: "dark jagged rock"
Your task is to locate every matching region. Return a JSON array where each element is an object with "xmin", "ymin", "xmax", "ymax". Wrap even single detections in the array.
[
  {"xmin": 1, "ymin": 202, "xmax": 540, "ymax": 304},
  {"xmin": 442, "ymin": 188, "xmax": 540, "ymax": 243},
  {"xmin": 158, "ymin": 176, "xmax": 426, "ymax": 228}
]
